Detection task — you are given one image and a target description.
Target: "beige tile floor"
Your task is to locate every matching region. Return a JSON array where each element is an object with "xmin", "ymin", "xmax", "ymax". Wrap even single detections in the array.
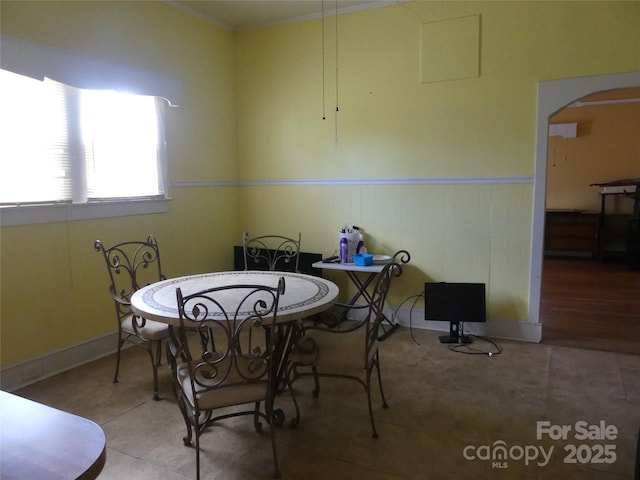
[{"xmin": 14, "ymin": 327, "xmax": 640, "ymax": 479}]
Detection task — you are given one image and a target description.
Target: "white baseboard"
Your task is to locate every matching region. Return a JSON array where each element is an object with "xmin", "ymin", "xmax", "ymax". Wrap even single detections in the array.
[
  {"xmin": 1, "ymin": 332, "xmax": 119, "ymax": 392},
  {"xmin": 388, "ymin": 304, "xmax": 542, "ymax": 343},
  {"xmin": 341, "ymin": 303, "xmax": 542, "ymax": 342},
  {"xmin": 1, "ymin": 306, "xmax": 541, "ymax": 392}
]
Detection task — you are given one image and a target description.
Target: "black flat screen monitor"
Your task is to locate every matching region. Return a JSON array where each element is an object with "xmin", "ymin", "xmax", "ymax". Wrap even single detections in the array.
[{"xmin": 424, "ymin": 282, "xmax": 486, "ymax": 344}]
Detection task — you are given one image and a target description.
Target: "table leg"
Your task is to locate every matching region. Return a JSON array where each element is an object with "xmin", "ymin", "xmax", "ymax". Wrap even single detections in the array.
[
  {"xmin": 344, "ymin": 271, "xmax": 399, "ymax": 340},
  {"xmin": 344, "ymin": 271, "xmax": 377, "ymax": 306},
  {"xmin": 267, "ymin": 322, "xmax": 301, "ymax": 427}
]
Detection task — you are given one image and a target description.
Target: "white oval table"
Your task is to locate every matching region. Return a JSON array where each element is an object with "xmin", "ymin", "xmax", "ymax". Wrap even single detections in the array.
[
  {"xmin": 132, "ymin": 270, "xmax": 338, "ymax": 325},
  {"xmin": 131, "ymin": 270, "xmax": 339, "ymax": 425}
]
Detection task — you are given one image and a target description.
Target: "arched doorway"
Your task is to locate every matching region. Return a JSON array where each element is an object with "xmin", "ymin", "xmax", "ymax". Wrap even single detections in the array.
[{"xmin": 529, "ymin": 71, "xmax": 640, "ymax": 349}]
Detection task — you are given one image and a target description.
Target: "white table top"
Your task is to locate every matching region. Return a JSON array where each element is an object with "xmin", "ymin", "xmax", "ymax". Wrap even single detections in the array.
[
  {"xmin": 311, "ymin": 260, "xmax": 386, "ymax": 273},
  {"xmin": 131, "ymin": 270, "xmax": 339, "ymax": 326}
]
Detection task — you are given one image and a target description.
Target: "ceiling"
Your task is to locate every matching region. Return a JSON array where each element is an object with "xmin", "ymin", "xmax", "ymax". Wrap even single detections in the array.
[
  {"xmin": 164, "ymin": 2, "xmax": 640, "ymax": 105},
  {"xmin": 167, "ymin": 0, "xmax": 401, "ymax": 31}
]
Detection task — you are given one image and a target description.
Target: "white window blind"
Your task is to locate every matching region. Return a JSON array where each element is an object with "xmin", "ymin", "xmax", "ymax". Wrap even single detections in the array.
[
  {"xmin": 0, "ymin": 71, "xmax": 71, "ymax": 204},
  {"xmin": 0, "ymin": 36, "xmax": 178, "ymax": 224},
  {"xmin": 0, "ymin": 69, "xmax": 168, "ymax": 206},
  {"xmin": 1, "ymin": 35, "xmax": 181, "ymax": 105},
  {"xmin": 82, "ymin": 90, "xmax": 166, "ymax": 200}
]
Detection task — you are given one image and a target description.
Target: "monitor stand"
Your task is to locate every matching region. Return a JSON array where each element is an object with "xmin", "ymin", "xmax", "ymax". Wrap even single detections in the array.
[{"xmin": 439, "ymin": 321, "xmax": 472, "ymax": 344}]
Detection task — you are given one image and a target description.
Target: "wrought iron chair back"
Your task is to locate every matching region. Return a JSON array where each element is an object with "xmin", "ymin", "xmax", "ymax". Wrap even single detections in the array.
[
  {"xmin": 363, "ymin": 261, "xmax": 400, "ymax": 364},
  {"xmin": 390, "ymin": 249, "xmax": 411, "ymax": 266},
  {"xmin": 289, "ymin": 261, "xmax": 403, "ymax": 437},
  {"xmin": 242, "ymin": 231, "xmax": 301, "ymax": 273},
  {"xmin": 94, "ymin": 235, "xmax": 169, "ymax": 400},
  {"xmin": 170, "ymin": 277, "xmax": 286, "ymax": 480}
]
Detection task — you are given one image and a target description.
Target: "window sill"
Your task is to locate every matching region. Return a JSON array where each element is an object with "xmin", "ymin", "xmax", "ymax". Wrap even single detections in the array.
[{"xmin": 0, "ymin": 198, "xmax": 171, "ymax": 227}]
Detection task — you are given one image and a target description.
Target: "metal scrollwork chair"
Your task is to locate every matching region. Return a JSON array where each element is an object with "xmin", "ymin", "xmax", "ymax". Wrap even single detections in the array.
[
  {"xmin": 390, "ymin": 249, "xmax": 411, "ymax": 266},
  {"xmin": 94, "ymin": 235, "xmax": 170, "ymax": 400},
  {"xmin": 288, "ymin": 261, "xmax": 403, "ymax": 437},
  {"xmin": 167, "ymin": 278, "xmax": 286, "ymax": 480},
  {"xmin": 242, "ymin": 231, "xmax": 302, "ymax": 365},
  {"xmin": 243, "ymin": 232, "xmax": 301, "ymax": 273}
]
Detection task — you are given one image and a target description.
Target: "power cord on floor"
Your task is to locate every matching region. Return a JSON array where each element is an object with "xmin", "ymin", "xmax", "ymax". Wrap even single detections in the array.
[
  {"xmin": 446, "ymin": 331, "xmax": 503, "ymax": 357},
  {"xmin": 391, "ymin": 291, "xmax": 424, "ymax": 345},
  {"xmin": 391, "ymin": 296, "xmax": 503, "ymax": 355}
]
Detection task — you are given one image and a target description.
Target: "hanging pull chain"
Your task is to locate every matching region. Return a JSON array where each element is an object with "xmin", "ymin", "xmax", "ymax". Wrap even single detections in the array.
[
  {"xmin": 334, "ymin": 0, "xmax": 339, "ymax": 145},
  {"xmin": 335, "ymin": 0, "xmax": 339, "ymax": 114},
  {"xmin": 322, "ymin": 0, "xmax": 326, "ymax": 120}
]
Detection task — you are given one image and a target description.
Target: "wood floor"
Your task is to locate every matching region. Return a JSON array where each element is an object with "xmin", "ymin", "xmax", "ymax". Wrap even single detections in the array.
[{"xmin": 541, "ymin": 256, "xmax": 640, "ymax": 354}]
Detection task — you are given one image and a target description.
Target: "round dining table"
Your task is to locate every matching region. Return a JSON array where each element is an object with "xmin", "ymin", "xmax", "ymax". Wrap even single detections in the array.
[
  {"xmin": 131, "ymin": 270, "xmax": 339, "ymax": 424},
  {"xmin": 131, "ymin": 270, "xmax": 338, "ymax": 324}
]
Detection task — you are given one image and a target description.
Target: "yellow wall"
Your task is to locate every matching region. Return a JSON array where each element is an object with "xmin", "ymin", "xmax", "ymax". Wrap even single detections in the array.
[
  {"xmin": 1, "ymin": 1, "xmax": 639, "ymax": 369},
  {"xmin": 239, "ymin": 183, "xmax": 533, "ymax": 316},
  {"xmin": 235, "ymin": 2, "xmax": 639, "ymax": 309},
  {"xmin": 236, "ymin": 1, "xmax": 640, "ymax": 179},
  {"xmin": 0, "ymin": 1, "xmax": 240, "ymax": 366},
  {"xmin": 547, "ymin": 89, "xmax": 640, "ymax": 214}
]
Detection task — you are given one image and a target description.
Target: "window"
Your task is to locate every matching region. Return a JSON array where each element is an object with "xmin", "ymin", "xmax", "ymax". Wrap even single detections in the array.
[
  {"xmin": 81, "ymin": 89, "xmax": 165, "ymax": 200},
  {"xmin": 0, "ymin": 69, "xmax": 168, "ymax": 207}
]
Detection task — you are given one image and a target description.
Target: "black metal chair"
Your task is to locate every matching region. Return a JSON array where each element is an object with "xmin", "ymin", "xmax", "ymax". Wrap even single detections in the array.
[
  {"xmin": 242, "ymin": 232, "xmax": 301, "ymax": 273},
  {"xmin": 242, "ymin": 231, "xmax": 303, "ymax": 360},
  {"xmin": 167, "ymin": 278, "xmax": 286, "ymax": 479},
  {"xmin": 94, "ymin": 235, "xmax": 169, "ymax": 400},
  {"xmin": 288, "ymin": 261, "xmax": 403, "ymax": 437}
]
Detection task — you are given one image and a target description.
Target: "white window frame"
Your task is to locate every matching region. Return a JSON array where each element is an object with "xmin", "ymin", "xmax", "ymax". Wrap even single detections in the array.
[
  {"xmin": 0, "ymin": 199, "xmax": 171, "ymax": 226},
  {"xmin": 0, "ymin": 35, "xmax": 180, "ymax": 227}
]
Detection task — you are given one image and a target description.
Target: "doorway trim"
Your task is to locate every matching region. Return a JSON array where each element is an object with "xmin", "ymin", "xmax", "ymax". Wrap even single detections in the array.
[{"xmin": 529, "ymin": 71, "xmax": 640, "ymax": 336}]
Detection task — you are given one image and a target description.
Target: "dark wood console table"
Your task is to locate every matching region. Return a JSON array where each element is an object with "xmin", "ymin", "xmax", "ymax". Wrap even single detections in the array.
[{"xmin": 544, "ymin": 210, "xmax": 599, "ymax": 258}]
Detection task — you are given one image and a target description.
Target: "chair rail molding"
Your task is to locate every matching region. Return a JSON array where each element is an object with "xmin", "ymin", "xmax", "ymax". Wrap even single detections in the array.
[{"xmin": 171, "ymin": 175, "xmax": 533, "ymax": 188}]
